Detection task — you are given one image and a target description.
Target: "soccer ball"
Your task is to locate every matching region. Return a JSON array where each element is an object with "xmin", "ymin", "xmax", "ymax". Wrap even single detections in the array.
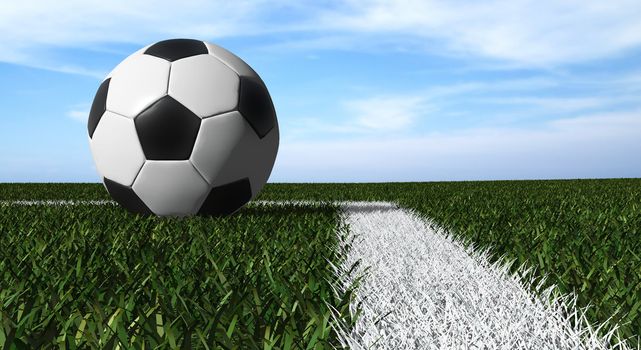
[{"xmin": 87, "ymin": 39, "xmax": 279, "ymax": 217}]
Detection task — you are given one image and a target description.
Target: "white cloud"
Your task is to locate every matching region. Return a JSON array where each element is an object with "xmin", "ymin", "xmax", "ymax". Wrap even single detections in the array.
[
  {"xmin": 0, "ymin": 1, "xmax": 263, "ymax": 46},
  {"xmin": 67, "ymin": 105, "xmax": 89, "ymax": 122},
  {"xmin": 284, "ymin": 78, "xmax": 567, "ymax": 140},
  {"xmin": 346, "ymin": 95, "xmax": 428, "ymax": 131},
  {"xmin": 471, "ymin": 96, "xmax": 609, "ymax": 113},
  {"xmin": 285, "ymin": 94, "xmax": 432, "ymax": 138},
  {"xmin": 30, "ymin": 62, "xmax": 106, "ymax": 79},
  {"xmin": 313, "ymin": 0, "xmax": 641, "ymax": 65},
  {"xmin": 282, "ymin": 78, "xmax": 592, "ymax": 140},
  {"xmin": 1, "ymin": 0, "xmax": 640, "ymax": 74},
  {"xmin": 285, "ymin": 117, "xmax": 368, "ymax": 136},
  {"xmin": 271, "ymin": 110, "xmax": 641, "ymax": 182},
  {"xmin": 0, "ymin": 0, "xmax": 277, "ymax": 74}
]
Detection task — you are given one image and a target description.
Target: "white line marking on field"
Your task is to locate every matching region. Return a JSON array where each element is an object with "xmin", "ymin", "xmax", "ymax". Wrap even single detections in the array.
[
  {"xmin": 330, "ymin": 202, "xmax": 633, "ymax": 350},
  {"xmin": 0, "ymin": 199, "xmax": 363, "ymax": 207},
  {"xmin": 0, "ymin": 199, "xmax": 338, "ymax": 206},
  {"xmin": 0, "ymin": 200, "xmax": 117, "ymax": 206}
]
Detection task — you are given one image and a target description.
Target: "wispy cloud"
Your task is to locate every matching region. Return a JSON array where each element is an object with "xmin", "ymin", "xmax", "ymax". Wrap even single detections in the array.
[
  {"xmin": 285, "ymin": 94, "xmax": 431, "ymax": 139},
  {"xmin": 272, "ymin": 110, "xmax": 641, "ymax": 182},
  {"xmin": 471, "ymin": 96, "xmax": 610, "ymax": 114},
  {"xmin": 0, "ymin": 1, "xmax": 265, "ymax": 46},
  {"xmin": 312, "ymin": 0, "xmax": 641, "ymax": 66},
  {"xmin": 67, "ymin": 105, "xmax": 89, "ymax": 123},
  {"xmin": 283, "ymin": 77, "xmax": 600, "ymax": 140},
  {"xmin": 2, "ymin": 0, "xmax": 641, "ymax": 75},
  {"xmin": 345, "ymin": 95, "xmax": 429, "ymax": 131},
  {"xmin": 0, "ymin": 0, "xmax": 277, "ymax": 74},
  {"xmin": 26, "ymin": 62, "xmax": 106, "ymax": 79}
]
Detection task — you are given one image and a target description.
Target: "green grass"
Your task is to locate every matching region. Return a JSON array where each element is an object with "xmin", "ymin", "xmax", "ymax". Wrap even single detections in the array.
[
  {"xmin": 0, "ymin": 183, "xmax": 109, "ymax": 201},
  {"xmin": 0, "ymin": 199, "xmax": 355, "ymax": 349},
  {"xmin": 1, "ymin": 179, "xmax": 640, "ymax": 347}
]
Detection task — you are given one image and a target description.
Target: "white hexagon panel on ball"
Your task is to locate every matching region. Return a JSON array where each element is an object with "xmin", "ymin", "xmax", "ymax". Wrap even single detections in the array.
[
  {"xmin": 105, "ymin": 55, "xmax": 170, "ymax": 118},
  {"xmin": 87, "ymin": 38, "xmax": 279, "ymax": 217},
  {"xmin": 169, "ymin": 54, "xmax": 239, "ymax": 118},
  {"xmin": 190, "ymin": 111, "xmax": 247, "ymax": 185},
  {"xmin": 89, "ymin": 111, "xmax": 145, "ymax": 187},
  {"xmin": 133, "ymin": 161, "xmax": 209, "ymax": 216}
]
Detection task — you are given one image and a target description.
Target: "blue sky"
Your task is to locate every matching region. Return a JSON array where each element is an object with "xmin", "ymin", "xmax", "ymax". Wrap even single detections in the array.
[{"xmin": 1, "ymin": 0, "xmax": 640, "ymax": 183}]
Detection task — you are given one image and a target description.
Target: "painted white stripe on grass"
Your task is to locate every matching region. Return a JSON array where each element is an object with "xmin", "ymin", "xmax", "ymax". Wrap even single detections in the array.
[
  {"xmin": 0, "ymin": 200, "xmax": 117, "ymax": 206},
  {"xmin": 330, "ymin": 202, "xmax": 633, "ymax": 350},
  {"xmin": 0, "ymin": 200, "xmax": 332, "ymax": 206}
]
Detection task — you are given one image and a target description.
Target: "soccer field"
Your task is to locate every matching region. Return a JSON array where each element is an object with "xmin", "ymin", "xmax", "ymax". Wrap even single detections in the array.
[{"xmin": 1, "ymin": 180, "xmax": 640, "ymax": 349}]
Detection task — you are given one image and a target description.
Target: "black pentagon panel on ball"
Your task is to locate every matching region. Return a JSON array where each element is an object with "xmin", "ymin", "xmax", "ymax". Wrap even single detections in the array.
[
  {"xmin": 198, "ymin": 178, "xmax": 252, "ymax": 216},
  {"xmin": 144, "ymin": 39, "xmax": 208, "ymax": 62},
  {"xmin": 135, "ymin": 96, "xmax": 201, "ymax": 160},
  {"xmin": 104, "ymin": 177, "xmax": 153, "ymax": 215},
  {"xmin": 88, "ymin": 78, "xmax": 111, "ymax": 138},
  {"xmin": 238, "ymin": 76, "xmax": 276, "ymax": 139}
]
